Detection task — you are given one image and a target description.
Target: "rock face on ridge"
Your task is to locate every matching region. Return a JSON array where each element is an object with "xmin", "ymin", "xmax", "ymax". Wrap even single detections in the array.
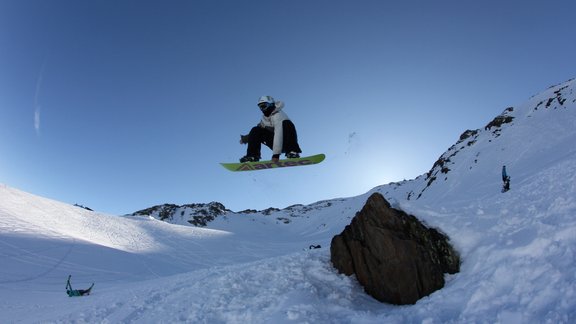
[
  {"xmin": 410, "ymin": 78, "xmax": 575, "ymax": 201},
  {"xmin": 130, "ymin": 202, "xmax": 229, "ymax": 227},
  {"xmin": 330, "ymin": 193, "xmax": 460, "ymax": 305},
  {"xmin": 128, "ymin": 199, "xmax": 340, "ymax": 227}
]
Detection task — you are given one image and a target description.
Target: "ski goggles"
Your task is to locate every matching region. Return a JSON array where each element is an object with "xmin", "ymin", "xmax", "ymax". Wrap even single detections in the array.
[{"xmin": 258, "ymin": 102, "xmax": 273, "ymax": 111}]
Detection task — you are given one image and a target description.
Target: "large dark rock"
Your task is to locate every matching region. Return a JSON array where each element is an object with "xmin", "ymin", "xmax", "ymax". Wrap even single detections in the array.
[{"xmin": 330, "ymin": 193, "xmax": 460, "ymax": 305}]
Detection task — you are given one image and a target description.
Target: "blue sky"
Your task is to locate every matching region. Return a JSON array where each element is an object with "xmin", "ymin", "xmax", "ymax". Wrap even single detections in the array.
[{"xmin": 1, "ymin": 0, "xmax": 575, "ymax": 215}]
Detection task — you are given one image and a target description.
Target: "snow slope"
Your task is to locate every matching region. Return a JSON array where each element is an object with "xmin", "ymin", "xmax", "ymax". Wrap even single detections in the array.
[{"xmin": 1, "ymin": 79, "xmax": 575, "ymax": 323}]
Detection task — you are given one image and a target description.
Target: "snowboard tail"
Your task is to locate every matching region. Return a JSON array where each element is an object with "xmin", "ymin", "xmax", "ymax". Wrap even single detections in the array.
[{"xmin": 221, "ymin": 154, "xmax": 325, "ymax": 172}]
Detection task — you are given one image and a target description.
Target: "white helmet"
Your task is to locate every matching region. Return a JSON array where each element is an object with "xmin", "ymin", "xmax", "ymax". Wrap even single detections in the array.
[{"xmin": 257, "ymin": 95, "xmax": 275, "ymax": 105}]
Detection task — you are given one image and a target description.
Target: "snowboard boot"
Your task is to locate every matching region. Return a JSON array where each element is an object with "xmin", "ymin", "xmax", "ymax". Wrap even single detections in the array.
[
  {"xmin": 240, "ymin": 155, "xmax": 260, "ymax": 163},
  {"xmin": 285, "ymin": 152, "xmax": 300, "ymax": 159}
]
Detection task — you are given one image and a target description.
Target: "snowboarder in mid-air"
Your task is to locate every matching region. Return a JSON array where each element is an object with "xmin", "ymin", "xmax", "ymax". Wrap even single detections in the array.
[
  {"xmin": 239, "ymin": 96, "xmax": 302, "ymax": 163},
  {"xmin": 502, "ymin": 165, "xmax": 511, "ymax": 192}
]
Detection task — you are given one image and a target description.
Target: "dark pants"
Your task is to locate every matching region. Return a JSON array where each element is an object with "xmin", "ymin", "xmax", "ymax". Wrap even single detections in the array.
[
  {"xmin": 503, "ymin": 176, "xmax": 510, "ymax": 191},
  {"xmin": 246, "ymin": 120, "xmax": 302, "ymax": 158}
]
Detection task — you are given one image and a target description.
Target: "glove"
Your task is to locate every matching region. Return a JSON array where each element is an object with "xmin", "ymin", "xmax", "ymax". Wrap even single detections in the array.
[{"xmin": 239, "ymin": 134, "xmax": 250, "ymax": 144}]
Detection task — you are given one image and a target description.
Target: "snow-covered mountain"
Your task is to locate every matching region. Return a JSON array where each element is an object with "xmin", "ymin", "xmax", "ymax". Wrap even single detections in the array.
[
  {"xmin": 1, "ymin": 79, "xmax": 575, "ymax": 323},
  {"xmin": 129, "ymin": 202, "xmax": 231, "ymax": 226},
  {"xmin": 404, "ymin": 78, "xmax": 576, "ymax": 204}
]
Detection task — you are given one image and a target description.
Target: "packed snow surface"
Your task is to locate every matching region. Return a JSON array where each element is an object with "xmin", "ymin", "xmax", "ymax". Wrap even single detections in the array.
[{"xmin": 1, "ymin": 79, "xmax": 575, "ymax": 323}]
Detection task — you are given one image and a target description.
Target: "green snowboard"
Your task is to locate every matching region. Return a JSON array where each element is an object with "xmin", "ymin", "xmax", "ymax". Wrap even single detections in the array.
[{"xmin": 221, "ymin": 154, "xmax": 325, "ymax": 172}]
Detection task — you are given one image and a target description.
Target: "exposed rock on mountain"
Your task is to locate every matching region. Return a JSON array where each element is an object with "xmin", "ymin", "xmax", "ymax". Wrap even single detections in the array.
[
  {"xmin": 130, "ymin": 202, "xmax": 229, "ymax": 227},
  {"xmin": 331, "ymin": 192, "xmax": 460, "ymax": 305},
  {"xmin": 410, "ymin": 78, "xmax": 575, "ymax": 201},
  {"xmin": 129, "ymin": 199, "xmax": 340, "ymax": 227}
]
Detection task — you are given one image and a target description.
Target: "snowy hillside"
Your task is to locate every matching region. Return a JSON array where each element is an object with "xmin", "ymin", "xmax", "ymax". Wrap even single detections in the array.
[{"xmin": 1, "ymin": 79, "xmax": 575, "ymax": 323}]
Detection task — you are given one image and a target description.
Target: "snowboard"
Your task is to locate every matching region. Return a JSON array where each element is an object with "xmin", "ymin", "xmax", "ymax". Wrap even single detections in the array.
[{"xmin": 221, "ymin": 154, "xmax": 325, "ymax": 172}]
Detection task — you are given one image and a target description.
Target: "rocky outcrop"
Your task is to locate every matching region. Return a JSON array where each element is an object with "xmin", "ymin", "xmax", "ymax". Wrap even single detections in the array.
[
  {"xmin": 130, "ymin": 199, "xmax": 340, "ymax": 227},
  {"xmin": 330, "ymin": 193, "xmax": 460, "ymax": 305},
  {"xmin": 130, "ymin": 202, "xmax": 229, "ymax": 227}
]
